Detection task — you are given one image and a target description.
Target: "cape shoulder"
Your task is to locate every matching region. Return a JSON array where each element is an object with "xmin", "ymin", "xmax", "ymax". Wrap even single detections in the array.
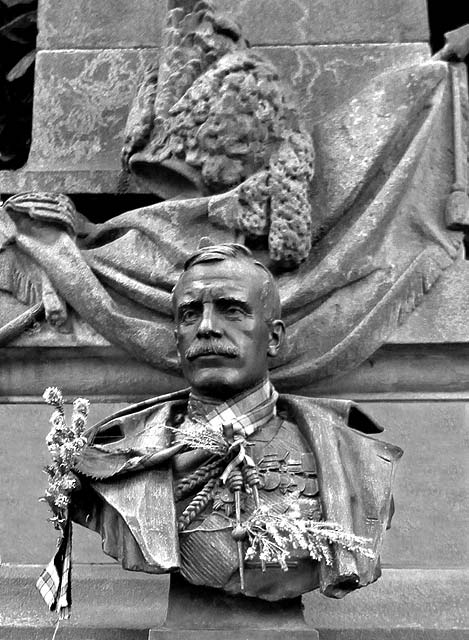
[
  {"xmin": 84, "ymin": 388, "xmax": 403, "ymax": 462},
  {"xmin": 85, "ymin": 388, "xmax": 190, "ymax": 443},
  {"xmin": 279, "ymin": 393, "xmax": 403, "ymax": 462}
]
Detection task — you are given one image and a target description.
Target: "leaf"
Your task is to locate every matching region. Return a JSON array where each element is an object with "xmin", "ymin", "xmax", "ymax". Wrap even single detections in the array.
[
  {"xmin": 0, "ymin": 10, "xmax": 37, "ymax": 39},
  {"xmin": 0, "ymin": 150, "xmax": 17, "ymax": 162},
  {"xmin": 0, "ymin": 0, "xmax": 36, "ymax": 6},
  {"xmin": 6, "ymin": 48, "xmax": 35, "ymax": 81}
]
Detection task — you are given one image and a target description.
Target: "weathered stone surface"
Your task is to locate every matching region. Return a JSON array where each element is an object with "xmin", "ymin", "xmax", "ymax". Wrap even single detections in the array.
[
  {"xmin": 0, "ymin": 346, "xmax": 185, "ymax": 403},
  {"xmin": 262, "ymin": 43, "xmax": 430, "ymax": 126},
  {"xmin": 303, "ymin": 569, "xmax": 469, "ymax": 629},
  {"xmin": 319, "ymin": 632, "xmax": 469, "ymax": 639},
  {"xmin": 220, "ymin": 0, "xmax": 429, "ymax": 45},
  {"xmin": 3, "ymin": 264, "xmax": 469, "ymax": 403},
  {"xmin": 364, "ymin": 402, "xmax": 469, "ymax": 569},
  {"xmin": 37, "ymin": 0, "xmax": 166, "ymax": 50},
  {"xmin": 27, "ymin": 49, "xmax": 158, "ymax": 172},
  {"xmin": 149, "ymin": 632, "xmax": 317, "ymax": 639},
  {"xmin": 1, "ymin": 400, "xmax": 467, "ymax": 568},
  {"xmin": 37, "ymin": 0, "xmax": 429, "ymax": 49},
  {"xmin": 0, "ymin": 403, "xmax": 127, "ymax": 563},
  {"xmin": 1, "ymin": 630, "xmax": 149, "ymax": 639},
  {"xmin": 6, "ymin": 344, "xmax": 469, "ymax": 402},
  {"xmin": 0, "ymin": 43, "xmax": 429, "ymax": 193},
  {"xmin": 0, "ymin": 168, "xmax": 146, "ymax": 194},
  {"xmin": 149, "ymin": 632, "xmax": 468, "ymax": 640},
  {"xmin": 163, "ymin": 576, "xmax": 309, "ymax": 630},
  {"xmin": 0, "ymin": 567, "xmax": 466, "ymax": 630},
  {"xmin": 391, "ymin": 258, "xmax": 469, "ymax": 343},
  {"xmin": 0, "ymin": 564, "xmax": 168, "ymax": 628},
  {"xmin": 3, "ymin": 257, "xmax": 469, "ymax": 374},
  {"xmin": 0, "ymin": 44, "xmax": 428, "ymax": 193}
]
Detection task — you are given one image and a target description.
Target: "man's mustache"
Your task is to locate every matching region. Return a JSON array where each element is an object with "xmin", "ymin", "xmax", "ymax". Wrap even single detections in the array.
[{"xmin": 185, "ymin": 340, "xmax": 240, "ymax": 361}]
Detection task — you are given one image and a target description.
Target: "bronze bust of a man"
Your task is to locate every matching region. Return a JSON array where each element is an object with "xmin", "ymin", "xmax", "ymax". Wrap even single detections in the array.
[{"xmin": 71, "ymin": 243, "xmax": 402, "ymax": 601}]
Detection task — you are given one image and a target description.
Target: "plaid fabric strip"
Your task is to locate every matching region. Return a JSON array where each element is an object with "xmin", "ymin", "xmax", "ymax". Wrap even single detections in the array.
[
  {"xmin": 188, "ymin": 378, "xmax": 278, "ymax": 438},
  {"xmin": 36, "ymin": 516, "xmax": 72, "ymax": 619},
  {"xmin": 36, "ymin": 557, "xmax": 60, "ymax": 610}
]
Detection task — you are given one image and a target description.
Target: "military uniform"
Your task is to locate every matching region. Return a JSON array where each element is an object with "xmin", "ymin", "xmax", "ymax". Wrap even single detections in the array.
[
  {"xmin": 174, "ymin": 410, "xmax": 323, "ymax": 599},
  {"xmin": 73, "ymin": 389, "xmax": 402, "ymax": 601}
]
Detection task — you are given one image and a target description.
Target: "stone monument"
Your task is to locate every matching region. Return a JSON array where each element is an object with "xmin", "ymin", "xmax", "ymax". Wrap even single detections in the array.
[
  {"xmin": 36, "ymin": 240, "xmax": 402, "ymax": 636},
  {"xmin": 0, "ymin": 1, "xmax": 468, "ymax": 638}
]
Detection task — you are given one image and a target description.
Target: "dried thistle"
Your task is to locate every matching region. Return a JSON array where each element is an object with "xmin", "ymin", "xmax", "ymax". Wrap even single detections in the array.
[
  {"xmin": 169, "ymin": 421, "xmax": 228, "ymax": 457},
  {"xmin": 243, "ymin": 505, "xmax": 374, "ymax": 571},
  {"xmin": 40, "ymin": 387, "xmax": 90, "ymax": 530}
]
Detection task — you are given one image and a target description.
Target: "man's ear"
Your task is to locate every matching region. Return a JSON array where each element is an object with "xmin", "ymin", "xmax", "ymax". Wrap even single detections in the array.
[{"xmin": 267, "ymin": 320, "xmax": 285, "ymax": 357}]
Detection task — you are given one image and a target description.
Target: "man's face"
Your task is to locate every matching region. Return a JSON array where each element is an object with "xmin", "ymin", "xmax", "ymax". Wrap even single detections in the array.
[{"xmin": 173, "ymin": 259, "xmax": 284, "ymax": 399}]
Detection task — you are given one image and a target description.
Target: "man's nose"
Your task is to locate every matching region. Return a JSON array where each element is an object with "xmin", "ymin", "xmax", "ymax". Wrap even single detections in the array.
[{"xmin": 197, "ymin": 304, "xmax": 222, "ymax": 338}]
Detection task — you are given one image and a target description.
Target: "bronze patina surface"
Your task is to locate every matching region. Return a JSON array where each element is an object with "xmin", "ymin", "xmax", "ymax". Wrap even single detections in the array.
[{"xmin": 71, "ymin": 243, "xmax": 402, "ymax": 601}]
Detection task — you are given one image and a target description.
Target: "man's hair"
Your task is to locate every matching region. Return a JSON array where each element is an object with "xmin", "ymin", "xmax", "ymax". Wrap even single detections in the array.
[{"xmin": 173, "ymin": 243, "xmax": 281, "ymax": 321}]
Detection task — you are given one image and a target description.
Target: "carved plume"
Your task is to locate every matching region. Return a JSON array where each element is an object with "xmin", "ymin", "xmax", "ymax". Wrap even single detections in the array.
[{"xmin": 122, "ymin": 0, "xmax": 315, "ymax": 268}]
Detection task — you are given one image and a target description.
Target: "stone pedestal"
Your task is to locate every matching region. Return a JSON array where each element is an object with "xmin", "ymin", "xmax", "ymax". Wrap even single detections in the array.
[
  {"xmin": 149, "ymin": 575, "xmax": 316, "ymax": 639},
  {"xmin": 1, "ymin": 1, "xmax": 467, "ymax": 639}
]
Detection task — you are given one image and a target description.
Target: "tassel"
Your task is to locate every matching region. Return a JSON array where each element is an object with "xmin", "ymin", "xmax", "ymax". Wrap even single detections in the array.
[
  {"xmin": 445, "ymin": 63, "xmax": 469, "ymax": 230},
  {"xmin": 445, "ymin": 185, "xmax": 469, "ymax": 230}
]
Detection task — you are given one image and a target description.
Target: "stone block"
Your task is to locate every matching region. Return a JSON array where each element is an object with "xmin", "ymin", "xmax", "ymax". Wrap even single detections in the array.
[
  {"xmin": 0, "ymin": 168, "xmax": 147, "ymax": 195},
  {"xmin": 1, "ymin": 400, "xmax": 467, "ymax": 569},
  {"xmin": 0, "ymin": 43, "xmax": 429, "ymax": 193},
  {"xmin": 301, "ymin": 344, "xmax": 469, "ymax": 400},
  {"xmin": 38, "ymin": 0, "xmax": 166, "ymax": 50},
  {"xmin": 0, "ymin": 402, "xmax": 128, "ymax": 563},
  {"xmin": 27, "ymin": 48, "xmax": 158, "ymax": 172},
  {"xmin": 0, "ymin": 564, "xmax": 168, "ymax": 628},
  {"xmin": 319, "ymin": 632, "xmax": 469, "ymax": 640},
  {"xmin": 362, "ymin": 402, "xmax": 469, "ymax": 569},
  {"xmin": 0, "ymin": 346, "xmax": 185, "ymax": 402},
  {"xmin": 149, "ymin": 632, "xmax": 317, "ymax": 639},
  {"xmin": 1, "ymin": 630, "xmax": 150, "ymax": 639},
  {"xmin": 303, "ymin": 569, "xmax": 469, "ymax": 630},
  {"xmin": 0, "ymin": 567, "xmax": 466, "ymax": 632},
  {"xmin": 391, "ymin": 258, "xmax": 469, "ymax": 343},
  {"xmin": 219, "ymin": 0, "xmax": 429, "ymax": 46},
  {"xmin": 262, "ymin": 43, "xmax": 430, "ymax": 127},
  {"xmin": 37, "ymin": 0, "xmax": 429, "ymax": 49},
  {"xmin": 3, "ymin": 343, "xmax": 469, "ymax": 402}
]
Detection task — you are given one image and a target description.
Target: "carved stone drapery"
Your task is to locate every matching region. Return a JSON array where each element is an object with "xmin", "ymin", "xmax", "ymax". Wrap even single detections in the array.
[{"xmin": 0, "ymin": 5, "xmax": 468, "ymax": 391}]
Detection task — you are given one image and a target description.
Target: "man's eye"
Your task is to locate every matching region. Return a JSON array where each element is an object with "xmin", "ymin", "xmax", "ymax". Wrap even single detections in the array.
[
  {"xmin": 225, "ymin": 306, "xmax": 244, "ymax": 317},
  {"xmin": 181, "ymin": 309, "xmax": 198, "ymax": 322}
]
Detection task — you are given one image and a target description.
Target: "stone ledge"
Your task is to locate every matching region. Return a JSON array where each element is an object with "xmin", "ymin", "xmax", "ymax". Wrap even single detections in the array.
[
  {"xmin": 0, "ymin": 564, "xmax": 168, "ymax": 628},
  {"xmin": 303, "ymin": 569, "xmax": 469, "ymax": 630},
  {"xmin": 0, "ymin": 630, "xmax": 149, "ymax": 639},
  {"xmin": 1, "ymin": 630, "xmax": 467, "ymax": 640},
  {"xmin": 149, "ymin": 632, "xmax": 318, "ymax": 639},
  {"xmin": 317, "ymin": 632, "xmax": 469, "ymax": 640},
  {"xmin": 0, "ymin": 567, "xmax": 466, "ymax": 631},
  {"xmin": 0, "ymin": 169, "xmax": 147, "ymax": 195},
  {"xmin": 3, "ymin": 343, "xmax": 469, "ymax": 402},
  {"xmin": 37, "ymin": 0, "xmax": 429, "ymax": 50}
]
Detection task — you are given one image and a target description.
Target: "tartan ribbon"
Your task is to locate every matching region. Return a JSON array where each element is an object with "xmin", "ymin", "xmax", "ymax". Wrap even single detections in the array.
[
  {"xmin": 36, "ymin": 515, "xmax": 72, "ymax": 620},
  {"xmin": 188, "ymin": 377, "xmax": 278, "ymax": 439},
  {"xmin": 220, "ymin": 439, "xmax": 256, "ymax": 484}
]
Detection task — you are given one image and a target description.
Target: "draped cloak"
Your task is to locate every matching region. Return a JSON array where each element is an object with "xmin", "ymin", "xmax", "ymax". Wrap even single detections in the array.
[
  {"xmin": 0, "ymin": 60, "xmax": 466, "ymax": 390},
  {"xmin": 72, "ymin": 390, "xmax": 402, "ymax": 599}
]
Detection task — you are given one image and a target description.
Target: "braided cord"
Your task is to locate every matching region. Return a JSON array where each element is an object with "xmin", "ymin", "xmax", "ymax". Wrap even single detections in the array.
[
  {"xmin": 177, "ymin": 478, "xmax": 217, "ymax": 532},
  {"xmin": 174, "ymin": 457, "xmax": 226, "ymax": 501}
]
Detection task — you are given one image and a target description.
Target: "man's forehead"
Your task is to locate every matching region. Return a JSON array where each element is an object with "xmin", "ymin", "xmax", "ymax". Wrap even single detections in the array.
[{"xmin": 175, "ymin": 260, "xmax": 263, "ymax": 300}]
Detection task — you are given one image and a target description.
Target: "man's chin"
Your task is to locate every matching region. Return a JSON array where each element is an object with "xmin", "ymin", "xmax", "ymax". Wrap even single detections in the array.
[{"xmin": 186, "ymin": 366, "xmax": 245, "ymax": 399}]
